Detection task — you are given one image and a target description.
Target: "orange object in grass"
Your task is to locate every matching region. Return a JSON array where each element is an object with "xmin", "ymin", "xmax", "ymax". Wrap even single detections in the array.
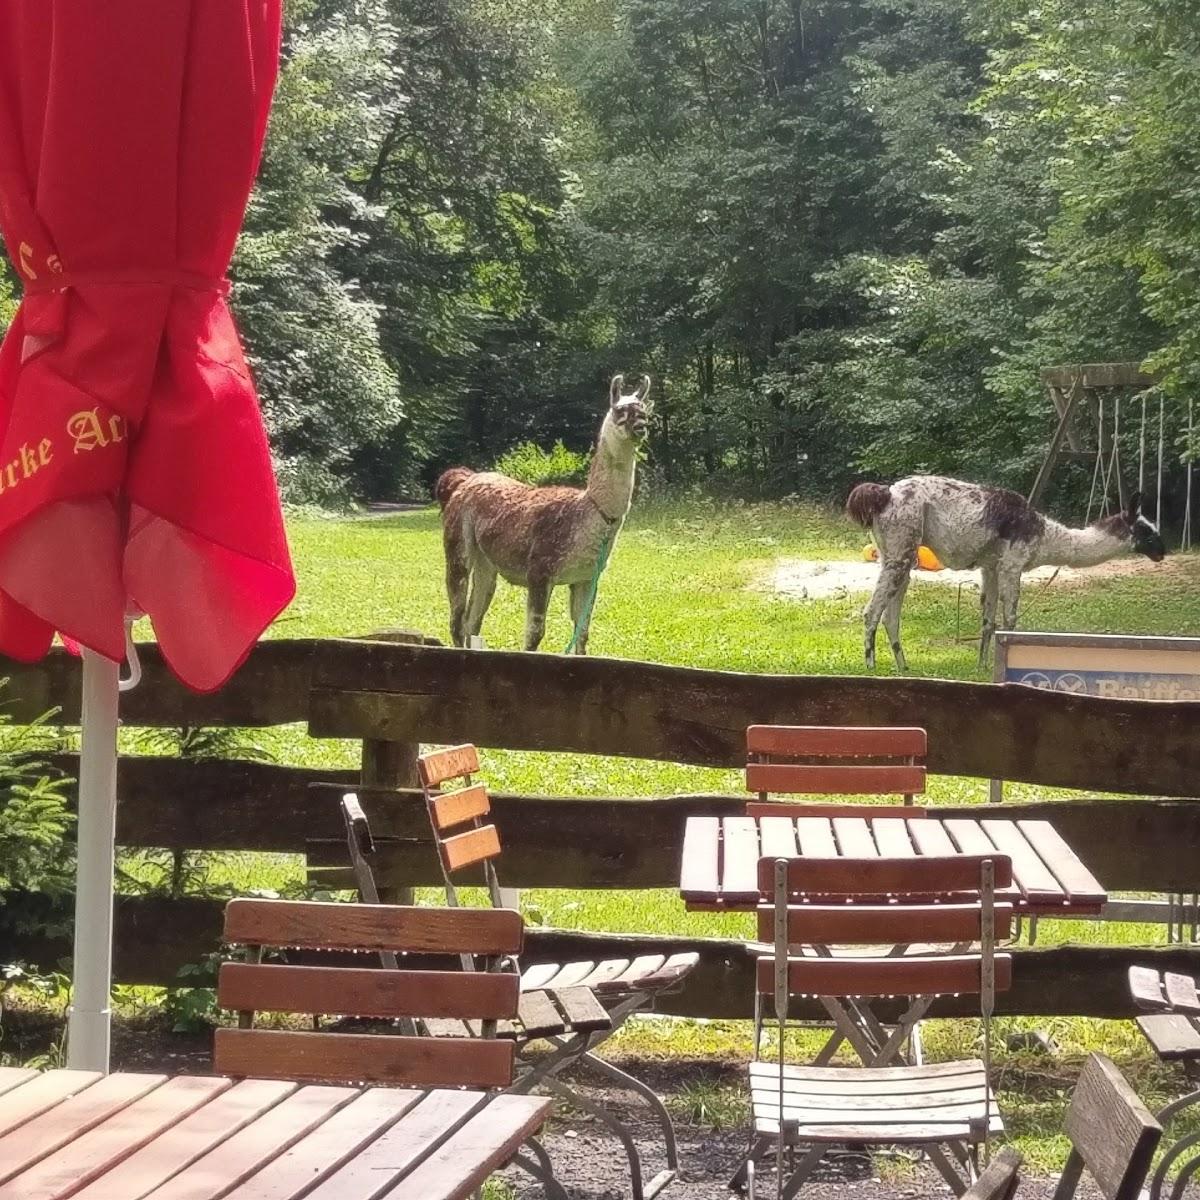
[{"xmin": 862, "ymin": 544, "xmax": 944, "ymax": 571}]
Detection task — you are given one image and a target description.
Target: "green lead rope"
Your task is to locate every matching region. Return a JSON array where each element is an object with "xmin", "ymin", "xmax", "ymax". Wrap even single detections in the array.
[{"xmin": 564, "ymin": 524, "xmax": 616, "ymax": 653}]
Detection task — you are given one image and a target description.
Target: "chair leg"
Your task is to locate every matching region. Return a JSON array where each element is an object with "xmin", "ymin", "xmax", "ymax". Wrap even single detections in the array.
[
  {"xmin": 579, "ymin": 1050, "xmax": 680, "ymax": 1172},
  {"xmin": 513, "ymin": 1141, "xmax": 569, "ymax": 1200},
  {"xmin": 730, "ymin": 1135, "xmax": 774, "ymax": 1192},
  {"xmin": 925, "ymin": 1144, "xmax": 970, "ymax": 1196},
  {"xmin": 1168, "ymin": 1149, "xmax": 1200, "ymax": 1200},
  {"xmin": 542, "ymin": 1073, "xmax": 648, "ymax": 1200},
  {"xmin": 1151, "ymin": 1128, "xmax": 1200, "ymax": 1200},
  {"xmin": 777, "ymin": 1144, "xmax": 828, "ymax": 1200}
]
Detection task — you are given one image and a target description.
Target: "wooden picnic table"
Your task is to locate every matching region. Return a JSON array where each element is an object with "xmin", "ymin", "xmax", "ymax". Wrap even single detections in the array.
[
  {"xmin": 680, "ymin": 814, "xmax": 1106, "ymax": 915},
  {"xmin": 0, "ymin": 1067, "xmax": 551, "ymax": 1200}
]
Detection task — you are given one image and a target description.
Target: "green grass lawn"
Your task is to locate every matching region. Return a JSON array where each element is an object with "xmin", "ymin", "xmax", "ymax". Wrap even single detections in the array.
[{"xmin": 132, "ymin": 498, "xmax": 1200, "ymax": 1171}]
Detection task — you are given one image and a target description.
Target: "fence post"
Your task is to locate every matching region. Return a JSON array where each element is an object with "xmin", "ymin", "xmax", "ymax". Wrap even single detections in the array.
[{"xmin": 358, "ymin": 628, "xmax": 425, "ymax": 903}]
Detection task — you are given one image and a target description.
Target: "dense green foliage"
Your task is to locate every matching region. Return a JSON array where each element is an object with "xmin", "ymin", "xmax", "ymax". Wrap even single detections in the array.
[
  {"xmin": 1, "ymin": 0, "xmax": 1197, "ymax": 522},
  {"xmin": 492, "ymin": 439, "xmax": 591, "ymax": 486},
  {"xmin": 0, "ymin": 695, "xmax": 71, "ymax": 903}
]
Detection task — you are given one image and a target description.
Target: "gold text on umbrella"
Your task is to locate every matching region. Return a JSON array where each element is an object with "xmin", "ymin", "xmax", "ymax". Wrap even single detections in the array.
[{"xmin": 68, "ymin": 408, "xmax": 126, "ymax": 454}]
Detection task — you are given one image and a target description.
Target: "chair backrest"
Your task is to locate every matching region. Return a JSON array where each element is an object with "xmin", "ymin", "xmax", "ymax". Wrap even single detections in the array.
[
  {"xmin": 214, "ymin": 899, "xmax": 522, "ymax": 1089},
  {"xmin": 746, "ymin": 725, "xmax": 927, "ymax": 814},
  {"xmin": 418, "ymin": 744, "xmax": 504, "ymax": 906},
  {"xmin": 757, "ymin": 854, "xmax": 1013, "ymax": 1004},
  {"xmin": 1053, "ymin": 1054, "xmax": 1162, "ymax": 1200}
]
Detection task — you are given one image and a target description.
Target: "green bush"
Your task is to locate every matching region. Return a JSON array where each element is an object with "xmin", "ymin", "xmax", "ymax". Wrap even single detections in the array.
[
  {"xmin": 493, "ymin": 440, "xmax": 591, "ymax": 487},
  {"xmin": 0, "ymin": 693, "xmax": 71, "ymax": 900}
]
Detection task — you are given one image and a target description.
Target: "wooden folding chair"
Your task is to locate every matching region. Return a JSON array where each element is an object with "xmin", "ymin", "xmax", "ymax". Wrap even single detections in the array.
[
  {"xmin": 745, "ymin": 724, "xmax": 927, "ymax": 817},
  {"xmin": 1128, "ymin": 965, "xmax": 1200, "ymax": 1199},
  {"xmin": 734, "ymin": 853, "xmax": 1012, "ymax": 1198},
  {"xmin": 343, "ymin": 744, "xmax": 697, "ymax": 1200},
  {"xmin": 214, "ymin": 898, "xmax": 565, "ymax": 1198},
  {"xmin": 1054, "ymin": 1053, "xmax": 1161, "ymax": 1200}
]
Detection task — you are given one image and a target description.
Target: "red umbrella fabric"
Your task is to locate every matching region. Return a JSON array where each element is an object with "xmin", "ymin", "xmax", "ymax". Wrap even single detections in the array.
[{"xmin": 0, "ymin": 0, "xmax": 294, "ymax": 692}]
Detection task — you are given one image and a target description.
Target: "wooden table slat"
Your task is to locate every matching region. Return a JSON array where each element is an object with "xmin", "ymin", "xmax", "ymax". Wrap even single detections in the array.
[
  {"xmin": 679, "ymin": 816, "xmax": 720, "ymax": 903},
  {"xmin": 221, "ymin": 1088, "xmax": 422, "ymax": 1200},
  {"xmin": 906, "ymin": 819, "xmax": 958, "ymax": 858},
  {"xmin": 301, "ymin": 1091, "xmax": 488, "ymax": 1200},
  {"xmin": 70, "ymin": 1080, "xmax": 298, "ymax": 1200},
  {"xmin": 145, "ymin": 1085, "xmax": 356, "ymax": 1200},
  {"xmin": 680, "ymin": 814, "xmax": 1106, "ymax": 914},
  {"xmin": 794, "ymin": 818, "xmax": 837, "ymax": 859},
  {"xmin": 0, "ymin": 1069, "xmax": 38, "ymax": 1098},
  {"xmin": 870, "ymin": 819, "xmax": 916, "ymax": 858},
  {"xmin": 0, "ymin": 1076, "xmax": 230, "ymax": 1200},
  {"xmin": 1015, "ymin": 820, "xmax": 1106, "ymax": 906},
  {"xmin": 383, "ymin": 1095, "xmax": 552, "ymax": 1200},
  {"xmin": 832, "ymin": 818, "xmax": 877, "ymax": 858},
  {"xmin": 758, "ymin": 816, "xmax": 798, "ymax": 861},
  {"xmin": 979, "ymin": 820, "xmax": 1063, "ymax": 904},
  {"xmin": 721, "ymin": 815, "xmax": 762, "ymax": 903},
  {"xmin": 0, "ymin": 1070, "xmax": 102, "ymax": 1140},
  {"xmin": 0, "ymin": 1073, "xmax": 166, "ymax": 1186},
  {"xmin": 939, "ymin": 819, "xmax": 1023, "ymax": 903}
]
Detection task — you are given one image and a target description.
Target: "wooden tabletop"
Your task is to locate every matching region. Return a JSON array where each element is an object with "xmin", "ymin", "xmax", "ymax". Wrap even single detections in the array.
[
  {"xmin": 680, "ymin": 814, "xmax": 1106, "ymax": 915},
  {"xmin": 0, "ymin": 1068, "xmax": 551, "ymax": 1200}
]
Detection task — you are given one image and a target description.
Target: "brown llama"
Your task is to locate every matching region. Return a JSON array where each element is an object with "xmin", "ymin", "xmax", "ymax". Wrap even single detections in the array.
[
  {"xmin": 436, "ymin": 374, "xmax": 650, "ymax": 653},
  {"xmin": 847, "ymin": 475, "xmax": 1166, "ymax": 671}
]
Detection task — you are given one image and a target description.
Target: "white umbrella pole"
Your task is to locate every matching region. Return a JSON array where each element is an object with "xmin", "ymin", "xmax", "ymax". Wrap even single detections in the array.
[{"xmin": 67, "ymin": 649, "xmax": 121, "ymax": 1072}]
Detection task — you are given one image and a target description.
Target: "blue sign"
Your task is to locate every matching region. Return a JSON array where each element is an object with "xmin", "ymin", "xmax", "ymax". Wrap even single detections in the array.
[{"xmin": 1005, "ymin": 668, "xmax": 1200, "ymax": 700}]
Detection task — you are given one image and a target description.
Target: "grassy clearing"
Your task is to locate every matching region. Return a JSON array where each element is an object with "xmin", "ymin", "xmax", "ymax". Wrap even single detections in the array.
[{"xmin": 125, "ymin": 498, "xmax": 1200, "ymax": 1168}]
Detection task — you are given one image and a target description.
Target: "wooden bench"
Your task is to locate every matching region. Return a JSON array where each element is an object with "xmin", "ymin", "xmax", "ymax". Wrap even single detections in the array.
[{"xmin": 214, "ymin": 898, "xmax": 566, "ymax": 1198}]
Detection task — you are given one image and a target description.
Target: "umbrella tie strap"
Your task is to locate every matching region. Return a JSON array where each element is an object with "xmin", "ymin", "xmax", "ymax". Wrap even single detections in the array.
[
  {"xmin": 118, "ymin": 619, "xmax": 142, "ymax": 693},
  {"xmin": 24, "ymin": 267, "xmax": 230, "ymax": 297}
]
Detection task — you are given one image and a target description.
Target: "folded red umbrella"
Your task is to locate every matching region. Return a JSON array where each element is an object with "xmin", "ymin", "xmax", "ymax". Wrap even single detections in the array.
[{"xmin": 0, "ymin": 0, "xmax": 295, "ymax": 692}]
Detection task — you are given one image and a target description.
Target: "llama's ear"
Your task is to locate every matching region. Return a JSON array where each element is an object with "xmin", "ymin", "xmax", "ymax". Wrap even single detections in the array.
[
  {"xmin": 610, "ymin": 374, "xmax": 624, "ymax": 408},
  {"xmin": 1127, "ymin": 491, "xmax": 1143, "ymax": 522},
  {"xmin": 636, "ymin": 374, "xmax": 652, "ymax": 408}
]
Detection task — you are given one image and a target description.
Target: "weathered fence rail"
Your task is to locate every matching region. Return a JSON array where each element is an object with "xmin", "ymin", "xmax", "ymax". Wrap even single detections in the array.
[
  {"xmin": 3, "ymin": 637, "xmax": 1199, "ymax": 1019},
  {"xmin": 310, "ymin": 642, "xmax": 1200, "ymax": 795}
]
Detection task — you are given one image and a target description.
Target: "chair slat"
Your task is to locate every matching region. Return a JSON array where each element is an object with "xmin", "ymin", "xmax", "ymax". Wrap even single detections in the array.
[
  {"xmin": 758, "ymin": 953, "xmax": 1013, "ymax": 998},
  {"xmin": 418, "ymin": 745, "xmax": 480, "ymax": 788},
  {"xmin": 218, "ymin": 963, "xmax": 518, "ymax": 1020},
  {"xmin": 440, "ymin": 824, "xmax": 502, "ymax": 872},
  {"xmin": 747, "ymin": 726, "xmax": 927, "ymax": 758},
  {"xmin": 746, "ymin": 763, "xmax": 926, "ymax": 797},
  {"xmin": 1061, "ymin": 1053, "xmax": 1161, "ymax": 1200},
  {"xmin": 758, "ymin": 854, "xmax": 1013, "ymax": 896},
  {"xmin": 429, "ymin": 784, "xmax": 490, "ymax": 831},
  {"xmin": 223, "ymin": 900, "xmax": 523, "ymax": 956},
  {"xmin": 757, "ymin": 902, "xmax": 1014, "ymax": 946},
  {"xmin": 1128, "ymin": 965, "xmax": 1169, "ymax": 1011},
  {"xmin": 214, "ymin": 1028, "xmax": 516, "ymax": 1089}
]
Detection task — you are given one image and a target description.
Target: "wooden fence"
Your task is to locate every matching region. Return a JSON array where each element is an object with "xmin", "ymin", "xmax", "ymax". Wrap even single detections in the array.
[{"xmin": 3, "ymin": 636, "xmax": 1200, "ymax": 1018}]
